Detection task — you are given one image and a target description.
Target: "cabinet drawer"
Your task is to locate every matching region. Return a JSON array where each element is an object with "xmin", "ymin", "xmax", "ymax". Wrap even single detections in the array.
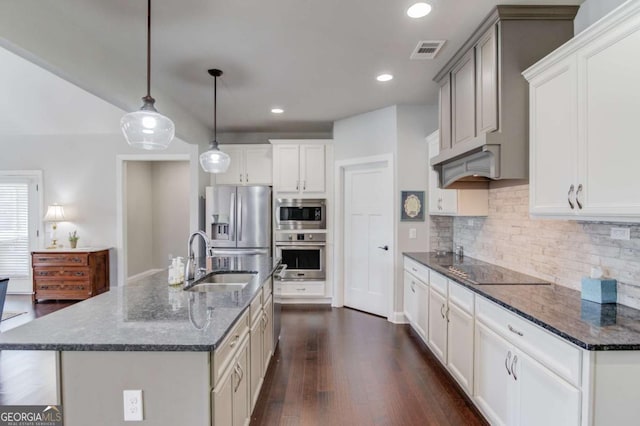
[
  {"xmin": 34, "ymin": 267, "xmax": 91, "ymax": 280},
  {"xmin": 476, "ymin": 297, "xmax": 582, "ymax": 386},
  {"xmin": 403, "ymin": 257, "xmax": 429, "ymax": 284},
  {"xmin": 262, "ymin": 278, "xmax": 273, "ymax": 299},
  {"xmin": 249, "ymin": 293, "xmax": 262, "ymax": 325},
  {"xmin": 34, "ymin": 280, "xmax": 91, "ymax": 300},
  {"xmin": 32, "ymin": 253, "xmax": 89, "ymax": 266},
  {"xmin": 448, "ymin": 280, "xmax": 474, "ymax": 314},
  {"xmin": 430, "ymin": 271, "xmax": 448, "ymax": 296},
  {"xmin": 277, "ymin": 281, "xmax": 324, "ymax": 297},
  {"xmin": 212, "ymin": 310, "xmax": 250, "ymax": 385}
]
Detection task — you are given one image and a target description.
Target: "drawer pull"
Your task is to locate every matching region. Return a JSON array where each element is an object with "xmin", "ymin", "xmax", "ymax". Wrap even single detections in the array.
[
  {"xmin": 445, "ymin": 307, "xmax": 450, "ymax": 323},
  {"xmin": 440, "ymin": 304, "xmax": 445, "ymax": 319},
  {"xmin": 296, "ymin": 288, "xmax": 306, "ymax": 291},
  {"xmin": 412, "ymin": 267, "xmax": 418, "ymax": 272},
  {"xmin": 508, "ymin": 324, "xmax": 523, "ymax": 337},
  {"xmin": 511, "ymin": 355, "xmax": 518, "ymax": 381},
  {"xmin": 229, "ymin": 334, "xmax": 240, "ymax": 348},
  {"xmin": 505, "ymin": 351, "xmax": 512, "ymax": 376}
]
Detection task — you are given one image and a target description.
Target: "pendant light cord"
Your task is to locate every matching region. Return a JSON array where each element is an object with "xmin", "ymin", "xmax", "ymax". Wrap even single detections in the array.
[
  {"xmin": 213, "ymin": 74, "xmax": 217, "ymax": 145},
  {"xmin": 146, "ymin": 0, "xmax": 152, "ymax": 99}
]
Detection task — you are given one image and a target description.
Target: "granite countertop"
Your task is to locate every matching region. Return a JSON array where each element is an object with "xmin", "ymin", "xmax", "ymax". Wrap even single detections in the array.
[
  {"xmin": 405, "ymin": 252, "xmax": 640, "ymax": 351},
  {"xmin": 0, "ymin": 255, "xmax": 280, "ymax": 352}
]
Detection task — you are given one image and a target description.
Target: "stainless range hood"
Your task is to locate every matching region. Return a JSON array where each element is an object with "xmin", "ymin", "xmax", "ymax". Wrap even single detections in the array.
[{"xmin": 432, "ymin": 145, "xmax": 500, "ymax": 189}]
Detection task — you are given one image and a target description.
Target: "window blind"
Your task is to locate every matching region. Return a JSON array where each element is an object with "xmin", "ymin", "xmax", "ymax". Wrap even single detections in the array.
[{"xmin": 0, "ymin": 182, "xmax": 30, "ymax": 278}]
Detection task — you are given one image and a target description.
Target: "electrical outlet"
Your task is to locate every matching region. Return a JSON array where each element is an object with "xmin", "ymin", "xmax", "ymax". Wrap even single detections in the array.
[
  {"xmin": 409, "ymin": 228, "xmax": 417, "ymax": 239},
  {"xmin": 610, "ymin": 228, "xmax": 630, "ymax": 241},
  {"xmin": 123, "ymin": 390, "xmax": 143, "ymax": 421}
]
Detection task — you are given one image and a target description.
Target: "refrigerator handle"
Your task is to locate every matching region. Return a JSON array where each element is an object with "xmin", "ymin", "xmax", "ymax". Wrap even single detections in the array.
[
  {"xmin": 238, "ymin": 193, "xmax": 243, "ymax": 241},
  {"xmin": 229, "ymin": 192, "xmax": 236, "ymax": 240}
]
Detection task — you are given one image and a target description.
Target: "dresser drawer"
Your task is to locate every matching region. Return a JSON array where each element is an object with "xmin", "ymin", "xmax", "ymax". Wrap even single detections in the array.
[
  {"xmin": 212, "ymin": 309, "xmax": 249, "ymax": 385},
  {"xmin": 34, "ymin": 267, "xmax": 91, "ymax": 280},
  {"xmin": 32, "ymin": 253, "xmax": 89, "ymax": 266},
  {"xmin": 34, "ymin": 280, "xmax": 91, "ymax": 300},
  {"xmin": 403, "ymin": 257, "xmax": 430, "ymax": 284},
  {"xmin": 277, "ymin": 281, "xmax": 325, "ymax": 297},
  {"xmin": 476, "ymin": 297, "xmax": 582, "ymax": 386}
]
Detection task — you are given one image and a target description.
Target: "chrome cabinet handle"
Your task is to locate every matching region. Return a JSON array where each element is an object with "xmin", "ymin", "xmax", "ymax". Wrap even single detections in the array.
[
  {"xmin": 445, "ymin": 307, "xmax": 450, "ymax": 323},
  {"xmin": 508, "ymin": 324, "xmax": 523, "ymax": 337},
  {"xmin": 568, "ymin": 184, "xmax": 575, "ymax": 209},
  {"xmin": 411, "ymin": 282, "xmax": 415, "ymax": 293},
  {"xmin": 511, "ymin": 355, "xmax": 518, "ymax": 381},
  {"xmin": 240, "ymin": 173, "xmax": 243, "ymax": 183},
  {"xmin": 303, "ymin": 180, "xmax": 306, "ymax": 191},
  {"xmin": 229, "ymin": 334, "xmax": 240, "ymax": 348},
  {"xmin": 245, "ymin": 173, "xmax": 249, "ymax": 183},
  {"xmin": 234, "ymin": 363, "xmax": 244, "ymax": 392},
  {"xmin": 576, "ymin": 184, "xmax": 583, "ymax": 210},
  {"xmin": 505, "ymin": 351, "xmax": 512, "ymax": 376},
  {"xmin": 440, "ymin": 304, "xmax": 445, "ymax": 319}
]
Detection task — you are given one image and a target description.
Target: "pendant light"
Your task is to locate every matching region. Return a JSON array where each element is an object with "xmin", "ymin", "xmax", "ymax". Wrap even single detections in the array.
[
  {"xmin": 120, "ymin": 0, "xmax": 175, "ymax": 150},
  {"xmin": 199, "ymin": 69, "xmax": 231, "ymax": 173}
]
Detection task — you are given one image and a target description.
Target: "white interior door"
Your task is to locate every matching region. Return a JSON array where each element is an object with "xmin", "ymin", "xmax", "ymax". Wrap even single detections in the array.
[{"xmin": 343, "ymin": 161, "xmax": 392, "ymax": 317}]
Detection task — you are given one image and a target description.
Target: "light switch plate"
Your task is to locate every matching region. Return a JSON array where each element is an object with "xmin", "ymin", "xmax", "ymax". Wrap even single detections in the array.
[
  {"xmin": 123, "ymin": 390, "xmax": 143, "ymax": 421},
  {"xmin": 610, "ymin": 227, "xmax": 630, "ymax": 240},
  {"xmin": 409, "ymin": 228, "xmax": 417, "ymax": 239}
]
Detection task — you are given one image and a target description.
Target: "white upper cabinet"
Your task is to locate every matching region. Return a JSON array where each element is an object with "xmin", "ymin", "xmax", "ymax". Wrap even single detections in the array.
[
  {"xmin": 524, "ymin": 2, "xmax": 640, "ymax": 221},
  {"xmin": 215, "ymin": 144, "xmax": 272, "ymax": 186},
  {"xmin": 427, "ymin": 130, "xmax": 488, "ymax": 216},
  {"xmin": 271, "ymin": 140, "xmax": 330, "ymax": 195}
]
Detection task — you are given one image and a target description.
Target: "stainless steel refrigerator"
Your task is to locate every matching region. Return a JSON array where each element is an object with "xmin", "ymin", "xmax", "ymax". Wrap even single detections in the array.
[{"xmin": 205, "ymin": 185, "xmax": 271, "ymax": 255}]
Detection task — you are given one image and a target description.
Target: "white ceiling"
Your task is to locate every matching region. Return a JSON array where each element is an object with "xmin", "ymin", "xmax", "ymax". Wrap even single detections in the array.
[{"xmin": 0, "ymin": 0, "xmax": 583, "ymax": 140}]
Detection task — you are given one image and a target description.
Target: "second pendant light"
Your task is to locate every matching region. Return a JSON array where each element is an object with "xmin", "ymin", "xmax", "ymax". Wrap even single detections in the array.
[{"xmin": 199, "ymin": 69, "xmax": 231, "ymax": 173}]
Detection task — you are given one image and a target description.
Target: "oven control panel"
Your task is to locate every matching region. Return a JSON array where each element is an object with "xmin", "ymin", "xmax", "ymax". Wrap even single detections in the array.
[{"xmin": 275, "ymin": 232, "xmax": 327, "ymax": 243}]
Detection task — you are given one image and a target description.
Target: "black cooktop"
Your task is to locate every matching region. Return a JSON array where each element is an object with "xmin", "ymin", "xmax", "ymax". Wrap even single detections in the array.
[{"xmin": 442, "ymin": 262, "xmax": 550, "ymax": 285}]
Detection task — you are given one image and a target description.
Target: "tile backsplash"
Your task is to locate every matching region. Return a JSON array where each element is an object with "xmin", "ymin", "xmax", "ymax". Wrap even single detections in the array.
[{"xmin": 435, "ymin": 184, "xmax": 640, "ymax": 309}]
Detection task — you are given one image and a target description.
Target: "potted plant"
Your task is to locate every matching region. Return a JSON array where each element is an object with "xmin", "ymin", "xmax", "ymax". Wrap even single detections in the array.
[{"xmin": 69, "ymin": 230, "xmax": 79, "ymax": 249}]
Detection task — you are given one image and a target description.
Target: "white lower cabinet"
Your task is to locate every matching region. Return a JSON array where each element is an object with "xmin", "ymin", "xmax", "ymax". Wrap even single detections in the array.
[
  {"xmin": 403, "ymin": 271, "xmax": 428, "ymax": 339},
  {"xmin": 213, "ymin": 334, "xmax": 250, "ymax": 426},
  {"xmin": 427, "ymin": 288, "xmax": 448, "ymax": 363},
  {"xmin": 475, "ymin": 320, "xmax": 581, "ymax": 426},
  {"xmin": 447, "ymin": 299, "xmax": 474, "ymax": 394}
]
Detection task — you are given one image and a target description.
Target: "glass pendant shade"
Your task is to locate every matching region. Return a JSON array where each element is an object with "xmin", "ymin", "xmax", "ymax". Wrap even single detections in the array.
[
  {"xmin": 121, "ymin": 103, "xmax": 175, "ymax": 150},
  {"xmin": 199, "ymin": 143, "xmax": 231, "ymax": 173}
]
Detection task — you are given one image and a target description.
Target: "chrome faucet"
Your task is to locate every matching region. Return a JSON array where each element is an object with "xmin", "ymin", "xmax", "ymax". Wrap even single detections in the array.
[{"xmin": 185, "ymin": 231, "xmax": 211, "ymax": 284}]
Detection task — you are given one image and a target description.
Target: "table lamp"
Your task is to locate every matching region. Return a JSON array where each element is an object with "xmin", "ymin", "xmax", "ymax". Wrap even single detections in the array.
[{"xmin": 44, "ymin": 204, "xmax": 66, "ymax": 249}]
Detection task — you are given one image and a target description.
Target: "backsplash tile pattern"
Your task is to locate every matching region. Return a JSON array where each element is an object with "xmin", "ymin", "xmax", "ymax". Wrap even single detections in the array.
[
  {"xmin": 449, "ymin": 184, "xmax": 640, "ymax": 309},
  {"xmin": 429, "ymin": 216, "xmax": 454, "ymax": 252}
]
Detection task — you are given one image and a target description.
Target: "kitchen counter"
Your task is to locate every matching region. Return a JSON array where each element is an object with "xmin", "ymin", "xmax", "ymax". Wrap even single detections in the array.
[
  {"xmin": 405, "ymin": 252, "xmax": 640, "ymax": 351},
  {"xmin": 0, "ymin": 254, "xmax": 280, "ymax": 351}
]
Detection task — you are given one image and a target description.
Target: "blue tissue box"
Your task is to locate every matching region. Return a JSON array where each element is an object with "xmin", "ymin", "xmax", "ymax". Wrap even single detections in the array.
[{"xmin": 581, "ymin": 277, "xmax": 617, "ymax": 304}]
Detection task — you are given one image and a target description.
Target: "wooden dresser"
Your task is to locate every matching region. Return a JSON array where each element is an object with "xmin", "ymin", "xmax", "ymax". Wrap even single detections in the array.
[{"xmin": 32, "ymin": 249, "xmax": 110, "ymax": 303}]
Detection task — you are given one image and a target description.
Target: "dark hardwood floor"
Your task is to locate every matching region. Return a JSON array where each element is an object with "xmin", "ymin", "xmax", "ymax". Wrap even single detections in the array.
[
  {"xmin": 252, "ymin": 305, "xmax": 486, "ymax": 426},
  {"xmin": 0, "ymin": 297, "xmax": 486, "ymax": 424}
]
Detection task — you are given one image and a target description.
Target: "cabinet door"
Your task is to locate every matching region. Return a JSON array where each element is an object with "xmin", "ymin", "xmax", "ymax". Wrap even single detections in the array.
[
  {"xmin": 452, "ymin": 50, "xmax": 476, "ymax": 146},
  {"xmin": 428, "ymin": 135, "xmax": 443, "ymax": 215},
  {"xmin": 273, "ymin": 145, "xmax": 300, "ymax": 192},
  {"xmin": 262, "ymin": 296, "xmax": 274, "ymax": 372},
  {"xmin": 301, "ymin": 145, "xmax": 325, "ymax": 193},
  {"xmin": 213, "ymin": 363, "xmax": 234, "ymax": 426},
  {"xmin": 216, "ymin": 145, "xmax": 245, "ymax": 185},
  {"xmin": 529, "ymin": 57, "xmax": 578, "ymax": 216},
  {"xmin": 476, "ymin": 24, "xmax": 499, "ymax": 135},
  {"xmin": 474, "ymin": 321, "xmax": 514, "ymax": 426},
  {"xmin": 244, "ymin": 146, "xmax": 272, "ymax": 185},
  {"xmin": 233, "ymin": 340, "xmax": 250, "ymax": 426},
  {"xmin": 447, "ymin": 302, "xmax": 474, "ymax": 394},
  {"xmin": 514, "ymin": 349, "xmax": 581, "ymax": 426},
  {"xmin": 439, "ymin": 76, "xmax": 452, "ymax": 151},
  {"xmin": 403, "ymin": 271, "xmax": 415, "ymax": 324},
  {"xmin": 414, "ymin": 280, "xmax": 429, "ymax": 341},
  {"xmin": 577, "ymin": 20, "xmax": 640, "ymax": 218},
  {"xmin": 249, "ymin": 315, "xmax": 263, "ymax": 410},
  {"xmin": 427, "ymin": 288, "xmax": 447, "ymax": 363}
]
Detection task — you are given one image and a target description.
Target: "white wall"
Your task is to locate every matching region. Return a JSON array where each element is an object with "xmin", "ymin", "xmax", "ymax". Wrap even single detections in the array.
[
  {"xmin": 574, "ymin": 0, "xmax": 627, "ymax": 34},
  {"xmin": 333, "ymin": 105, "xmax": 398, "ymax": 161},
  {"xmin": 151, "ymin": 161, "xmax": 190, "ymax": 268},
  {"xmin": 126, "ymin": 162, "xmax": 154, "ymax": 276}
]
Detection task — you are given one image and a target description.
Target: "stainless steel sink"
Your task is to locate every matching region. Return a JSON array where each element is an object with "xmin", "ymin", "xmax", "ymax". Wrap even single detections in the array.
[{"xmin": 185, "ymin": 272, "xmax": 256, "ymax": 292}]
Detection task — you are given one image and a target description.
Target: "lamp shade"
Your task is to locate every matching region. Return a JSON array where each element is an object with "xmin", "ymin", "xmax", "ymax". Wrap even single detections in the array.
[
  {"xmin": 121, "ymin": 108, "xmax": 175, "ymax": 150},
  {"xmin": 44, "ymin": 204, "xmax": 66, "ymax": 222},
  {"xmin": 199, "ymin": 146, "xmax": 231, "ymax": 173}
]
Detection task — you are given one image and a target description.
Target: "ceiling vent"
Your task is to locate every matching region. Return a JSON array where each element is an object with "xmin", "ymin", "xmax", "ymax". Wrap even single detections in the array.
[{"xmin": 410, "ymin": 40, "xmax": 446, "ymax": 60}]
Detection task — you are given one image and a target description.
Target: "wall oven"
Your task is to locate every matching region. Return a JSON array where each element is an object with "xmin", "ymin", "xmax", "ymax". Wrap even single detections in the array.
[
  {"xmin": 275, "ymin": 199, "xmax": 326, "ymax": 230},
  {"xmin": 275, "ymin": 232, "xmax": 325, "ymax": 280}
]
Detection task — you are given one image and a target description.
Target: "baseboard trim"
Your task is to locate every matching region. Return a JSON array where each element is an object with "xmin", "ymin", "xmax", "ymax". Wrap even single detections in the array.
[
  {"xmin": 127, "ymin": 269, "xmax": 164, "ymax": 284},
  {"xmin": 279, "ymin": 297, "xmax": 332, "ymax": 305},
  {"xmin": 389, "ymin": 311, "xmax": 408, "ymax": 324}
]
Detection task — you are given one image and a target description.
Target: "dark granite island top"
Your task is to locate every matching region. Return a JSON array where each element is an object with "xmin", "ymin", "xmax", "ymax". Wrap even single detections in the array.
[
  {"xmin": 405, "ymin": 252, "xmax": 640, "ymax": 351},
  {"xmin": 0, "ymin": 255, "xmax": 280, "ymax": 352}
]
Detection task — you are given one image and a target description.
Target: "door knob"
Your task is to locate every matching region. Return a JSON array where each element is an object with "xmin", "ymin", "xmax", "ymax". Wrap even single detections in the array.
[{"xmin": 377, "ymin": 245, "xmax": 389, "ymax": 251}]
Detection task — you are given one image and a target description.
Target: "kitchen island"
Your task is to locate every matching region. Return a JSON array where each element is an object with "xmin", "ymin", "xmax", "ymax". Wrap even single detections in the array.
[{"xmin": 0, "ymin": 254, "xmax": 281, "ymax": 426}]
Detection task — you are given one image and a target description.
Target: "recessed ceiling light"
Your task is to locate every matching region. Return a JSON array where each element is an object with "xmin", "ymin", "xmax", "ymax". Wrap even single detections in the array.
[
  {"xmin": 376, "ymin": 74, "xmax": 394, "ymax": 82},
  {"xmin": 271, "ymin": 108, "xmax": 284, "ymax": 114},
  {"xmin": 407, "ymin": 2, "xmax": 432, "ymax": 18}
]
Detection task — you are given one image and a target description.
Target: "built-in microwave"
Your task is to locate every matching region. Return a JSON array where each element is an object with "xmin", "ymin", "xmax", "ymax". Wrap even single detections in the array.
[{"xmin": 275, "ymin": 199, "xmax": 326, "ymax": 230}]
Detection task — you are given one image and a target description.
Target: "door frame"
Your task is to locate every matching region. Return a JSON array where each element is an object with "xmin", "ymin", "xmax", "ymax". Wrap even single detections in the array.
[
  {"xmin": 116, "ymin": 153, "xmax": 199, "ymax": 286},
  {"xmin": 333, "ymin": 153, "xmax": 395, "ymax": 320}
]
